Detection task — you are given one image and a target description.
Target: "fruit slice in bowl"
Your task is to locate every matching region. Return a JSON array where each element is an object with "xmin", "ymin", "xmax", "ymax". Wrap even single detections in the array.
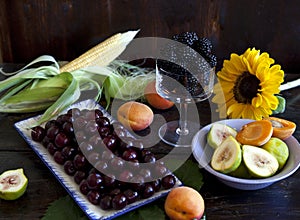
[
  {"xmin": 242, "ymin": 145, "xmax": 279, "ymax": 178},
  {"xmin": 207, "ymin": 123, "xmax": 237, "ymax": 149},
  {"xmin": 211, "ymin": 136, "xmax": 242, "ymax": 174},
  {"xmin": 191, "ymin": 119, "xmax": 300, "ymax": 190}
]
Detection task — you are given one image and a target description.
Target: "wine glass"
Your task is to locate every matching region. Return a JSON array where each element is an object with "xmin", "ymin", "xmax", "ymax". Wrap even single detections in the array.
[{"xmin": 155, "ymin": 49, "xmax": 215, "ymax": 147}]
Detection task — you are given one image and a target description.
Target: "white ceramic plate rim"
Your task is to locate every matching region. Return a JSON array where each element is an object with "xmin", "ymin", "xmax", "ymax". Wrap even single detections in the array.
[{"xmin": 191, "ymin": 119, "xmax": 300, "ymax": 185}]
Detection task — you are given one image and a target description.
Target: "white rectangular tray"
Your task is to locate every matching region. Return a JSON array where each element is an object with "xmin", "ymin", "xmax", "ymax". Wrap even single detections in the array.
[{"xmin": 14, "ymin": 99, "xmax": 181, "ymax": 220}]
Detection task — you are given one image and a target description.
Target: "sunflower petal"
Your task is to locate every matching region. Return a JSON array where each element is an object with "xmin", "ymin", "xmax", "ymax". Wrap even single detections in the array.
[
  {"xmin": 227, "ymin": 103, "xmax": 243, "ymax": 118},
  {"xmin": 252, "ymin": 94, "xmax": 263, "ymax": 107},
  {"xmin": 262, "ymin": 92, "xmax": 279, "ymax": 109}
]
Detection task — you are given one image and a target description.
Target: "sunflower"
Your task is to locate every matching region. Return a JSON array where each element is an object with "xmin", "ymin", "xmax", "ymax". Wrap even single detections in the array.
[{"xmin": 212, "ymin": 48, "xmax": 284, "ymax": 120}]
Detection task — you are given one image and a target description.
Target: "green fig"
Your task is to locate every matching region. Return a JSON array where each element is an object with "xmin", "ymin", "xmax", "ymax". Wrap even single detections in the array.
[
  {"xmin": 207, "ymin": 123, "xmax": 237, "ymax": 149},
  {"xmin": 262, "ymin": 137, "xmax": 289, "ymax": 170},
  {"xmin": 0, "ymin": 168, "xmax": 28, "ymax": 200},
  {"xmin": 229, "ymin": 161, "xmax": 252, "ymax": 179},
  {"xmin": 242, "ymin": 145, "xmax": 279, "ymax": 178},
  {"xmin": 211, "ymin": 136, "xmax": 242, "ymax": 174}
]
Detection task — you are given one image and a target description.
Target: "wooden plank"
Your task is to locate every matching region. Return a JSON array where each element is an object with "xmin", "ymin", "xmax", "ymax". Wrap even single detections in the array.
[
  {"xmin": 0, "ymin": 1, "xmax": 299, "ymax": 72},
  {"xmin": 0, "ymin": 151, "xmax": 67, "ymax": 219}
]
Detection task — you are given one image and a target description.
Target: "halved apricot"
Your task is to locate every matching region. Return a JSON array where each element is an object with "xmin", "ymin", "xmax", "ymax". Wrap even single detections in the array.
[
  {"xmin": 263, "ymin": 117, "xmax": 296, "ymax": 140},
  {"xmin": 236, "ymin": 120, "xmax": 273, "ymax": 146}
]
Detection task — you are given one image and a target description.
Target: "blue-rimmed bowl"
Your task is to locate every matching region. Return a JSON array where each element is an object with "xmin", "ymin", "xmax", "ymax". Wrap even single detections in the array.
[{"xmin": 192, "ymin": 119, "xmax": 300, "ymax": 190}]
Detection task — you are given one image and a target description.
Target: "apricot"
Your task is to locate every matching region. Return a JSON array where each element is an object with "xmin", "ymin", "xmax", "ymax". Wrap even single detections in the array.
[
  {"xmin": 263, "ymin": 117, "xmax": 296, "ymax": 140},
  {"xmin": 236, "ymin": 120, "xmax": 273, "ymax": 146},
  {"xmin": 117, "ymin": 101, "xmax": 154, "ymax": 131},
  {"xmin": 164, "ymin": 186, "xmax": 205, "ymax": 220},
  {"xmin": 144, "ymin": 80, "xmax": 174, "ymax": 110}
]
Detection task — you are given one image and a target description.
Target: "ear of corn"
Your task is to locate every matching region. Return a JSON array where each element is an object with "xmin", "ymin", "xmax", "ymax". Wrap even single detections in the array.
[
  {"xmin": 29, "ymin": 71, "xmax": 72, "ymax": 89},
  {"xmin": 60, "ymin": 30, "xmax": 139, "ymax": 72},
  {"xmin": 0, "ymin": 30, "xmax": 142, "ymax": 125}
]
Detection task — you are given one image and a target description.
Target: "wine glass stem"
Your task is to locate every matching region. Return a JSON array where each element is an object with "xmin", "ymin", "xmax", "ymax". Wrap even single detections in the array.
[{"xmin": 176, "ymin": 102, "xmax": 189, "ymax": 136}]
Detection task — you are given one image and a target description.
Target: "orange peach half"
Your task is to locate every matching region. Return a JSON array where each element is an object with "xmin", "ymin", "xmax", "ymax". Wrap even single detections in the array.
[{"xmin": 117, "ymin": 101, "xmax": 154, "ymax": 131}]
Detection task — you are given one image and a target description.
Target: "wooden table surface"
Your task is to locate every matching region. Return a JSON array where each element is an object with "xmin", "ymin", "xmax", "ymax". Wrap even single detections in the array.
[{"xmin": 0, "ymin": 64, "xmax": 299, "ymax": 220}]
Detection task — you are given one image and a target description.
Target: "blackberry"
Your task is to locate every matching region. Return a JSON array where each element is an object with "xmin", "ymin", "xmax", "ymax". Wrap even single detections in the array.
[
  {"xmin": 158, "ymin": 32, "xmax": 216, "ymax": 97},
  {"xmin": 203, "ymin": 53, "xmax": 217, "ymax": 68},
  {"xmin": 194, "ymin": 37, "xmax": 213, "ymax": 55},
  {"xmin": 157, "ymin": 60, "xmax": 205, "ymax": 97},
  {"xmin": 183, "ymin": 74, "xmax": 205, "ymax": 97},
  {"xmin": 172, "ymin": 33, "xmax": 217, "ymax": 68},
  {"xmin": 172, "ymin": 32, "xmax": 199, "ymax": 47}
]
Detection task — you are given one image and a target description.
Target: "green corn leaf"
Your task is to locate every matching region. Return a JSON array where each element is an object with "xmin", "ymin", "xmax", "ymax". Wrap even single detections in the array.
[
  {"xmin": 0, "ymin": 57, "xmax": 155, "ymax": 118},
  {"xmin": 0, "ymin": 87, "xmax": 66, "ymax": 113},
  {"xmin": 0, "ymin": 66, "xmax": 59, "ymax": 93},
  {"xmin": 0, "ymin": 77, "xmax": 28, "ymax": 93},
  {"xmin": 115, "ymin": 74, "xmax": 155, "ymax": 100},
  {"xmin": 0, "ymin": 79, "xmax": 33, "ymax": 103},
  {"xmin": 104, "ymin": 73, "xmax": 125, "ymax": 99},
  {"xmin": 76, "ymin": 77, "xmax": 102, "ymax": 101},
  {"xmin": 0, "ymin": 101, "xmax": 56, "ymax": 113},
  {"xmin": 0, "ymin": 55, "xmax": 59, "ymax": 76},
  {"xmin": 0, "ymin": 68, "xmax": 72, "ymax": 114},
  {"xmin": 29, "ymin": 71, "xmax": 71, "ymax": 89},
  {"xmin": 73, "ymin": 66, "xmax": 112, "ymax": 82},
  {"xmin": 36, "ymin": 72, "xmax": 81, "ymax": 125},
  {"xmin": 73, "ymin": 66, "xmax": 121, "ymax": 108},
  {"xmin": 3, "ymin": 87, "xmax": 66, "ymax": 104}
]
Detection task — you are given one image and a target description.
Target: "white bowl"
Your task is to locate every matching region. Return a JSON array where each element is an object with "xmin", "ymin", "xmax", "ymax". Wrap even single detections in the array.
[{"xmin": 192, "ymin": 119, "xmax": 300, "ymax": 190}]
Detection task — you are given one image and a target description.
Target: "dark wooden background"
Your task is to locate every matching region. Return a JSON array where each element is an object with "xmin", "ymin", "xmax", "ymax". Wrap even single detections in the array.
[{"xmin": 1, "ymin": 0, "xmax": 300, "ymax": 73}]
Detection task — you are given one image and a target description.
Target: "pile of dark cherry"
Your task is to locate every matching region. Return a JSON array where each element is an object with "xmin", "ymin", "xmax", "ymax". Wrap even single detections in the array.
[{"xmin": 31, "ymin": 107, "xmax": 177, "ymax": 211}]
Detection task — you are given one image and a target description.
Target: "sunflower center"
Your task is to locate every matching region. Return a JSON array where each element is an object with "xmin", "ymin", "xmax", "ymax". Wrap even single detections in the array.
[{"xmin": 233, "ymin": 72, "xmax": 261, "ymax": 104}]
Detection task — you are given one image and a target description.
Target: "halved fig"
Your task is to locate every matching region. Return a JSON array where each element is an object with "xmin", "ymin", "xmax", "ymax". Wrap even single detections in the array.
[
  {"xmin": 211, "ymin": 136, "xmax": 242, "ymax": 174},
  {"xmin": 207, "ymin": 123, "xmax": 237, "ymax": 149},
  {"xmin": 0, "ymin": 168, "xmax": 28, "ymax": 200}
]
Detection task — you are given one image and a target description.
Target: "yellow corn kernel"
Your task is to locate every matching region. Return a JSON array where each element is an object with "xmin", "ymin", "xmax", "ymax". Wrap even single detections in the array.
[{"xmin": 60, "ymin": 30, "xmax": 139, "ymax": 73}]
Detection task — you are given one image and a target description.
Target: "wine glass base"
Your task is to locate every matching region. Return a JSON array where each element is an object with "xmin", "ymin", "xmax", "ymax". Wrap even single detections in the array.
[{"xmin": 158, "ymin": 120, "xmax": 201, "ymax": 147}]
